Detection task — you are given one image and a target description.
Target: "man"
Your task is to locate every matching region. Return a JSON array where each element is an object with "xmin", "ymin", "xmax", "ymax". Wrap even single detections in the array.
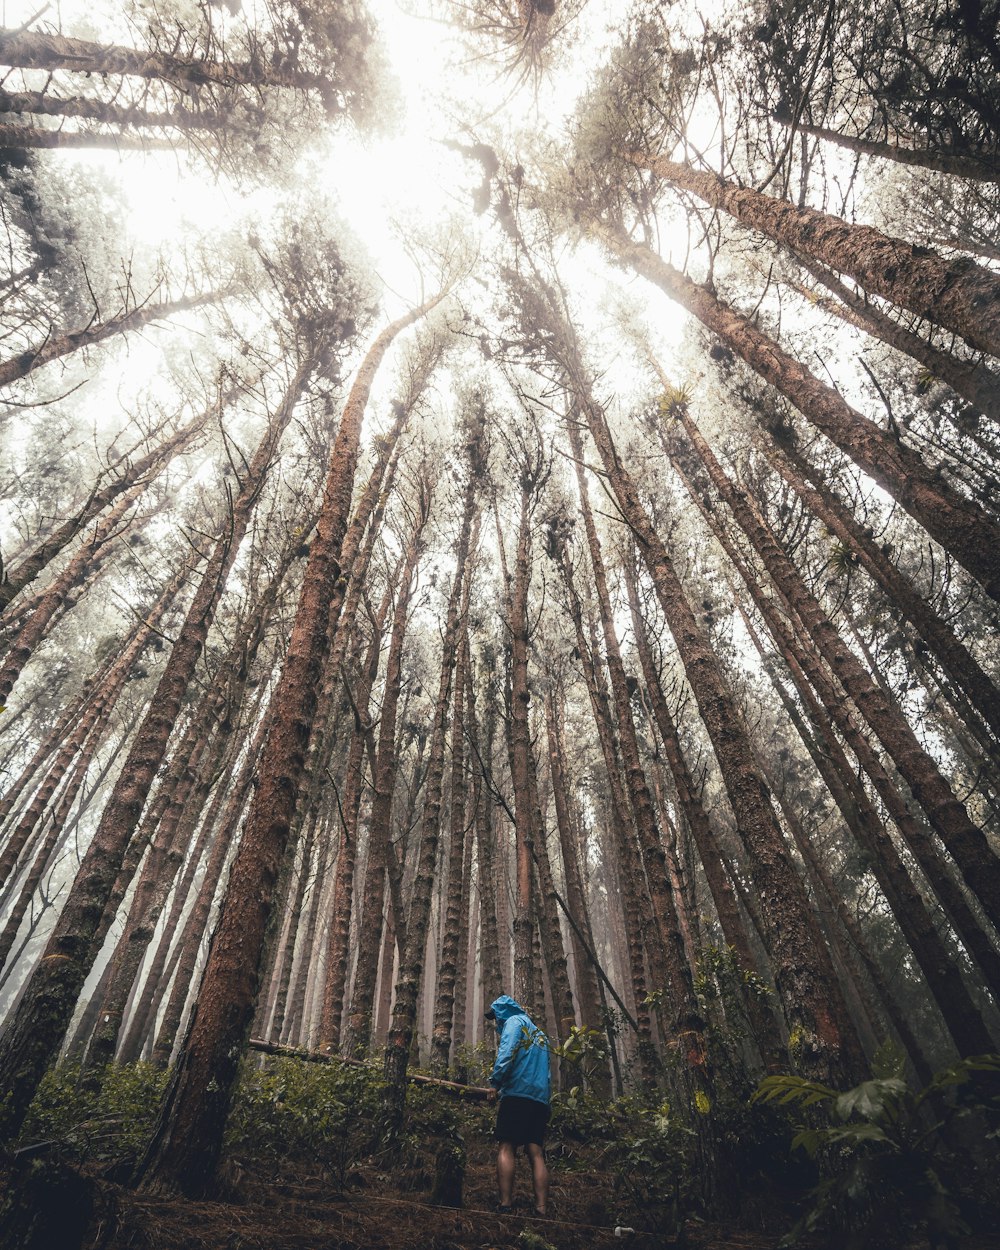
[{"xmin": 485, "ymin": 994, "xmax": 551, "ymax": 1216}]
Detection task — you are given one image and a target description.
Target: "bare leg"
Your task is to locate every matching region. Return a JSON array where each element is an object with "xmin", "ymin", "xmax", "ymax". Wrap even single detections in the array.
[
  {"xmin": 497, "ymin": 1141, "xmax": 516, "ymax": 1208},
  {"xmin": 526, "ymin": 1142, "xmax": 548, "ymax": 1215}
]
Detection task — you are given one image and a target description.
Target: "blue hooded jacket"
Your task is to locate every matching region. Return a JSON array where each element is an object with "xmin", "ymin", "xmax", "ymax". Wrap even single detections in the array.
[{"xmin": 488, "ymin": 995, "xmax": 551, "ymax": 1105}]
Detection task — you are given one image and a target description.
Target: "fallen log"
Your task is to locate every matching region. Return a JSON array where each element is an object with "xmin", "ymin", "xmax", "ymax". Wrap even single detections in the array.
[{"xmin": 247, "ymin": 1038, "xmax": 494, "ymax": 1100}]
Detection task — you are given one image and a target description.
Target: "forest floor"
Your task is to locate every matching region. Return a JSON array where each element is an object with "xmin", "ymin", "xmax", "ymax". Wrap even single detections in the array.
[
  {"xmin": 10, "ymin": 1131, "xmax": 997, "ymax": 1250},
  {"xmin": 5, "ymin": 1059, "xmax": 999, "ymax": 1250},
  {"xmin": 38, "ymin": 1137, "xmax": 795, "ymax": 1250}
]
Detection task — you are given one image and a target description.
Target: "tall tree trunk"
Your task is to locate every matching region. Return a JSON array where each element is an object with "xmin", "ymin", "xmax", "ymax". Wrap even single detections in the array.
[
  {"xmin": 467, "ymin": 664, "xmax": 505, "ymax": 1007},
  {"xmin": 565, "ymin": 418, "xmax": 707, "ymax": 1084},
  {"xmin": 0, "ymin": 357, "xmax": 313, "ymax": 1141},
  {"xmin": 0, "ymin": 30, "xmax": 339, "ymax": 101},
  {"xmin": 317, "ymin": 584, "xmax": 392, "ymax": 1054},
  {"xmin": 628, "ymin": 153, "xmax": 1000, "ymax": 356},
  {"xmin": 431, "ymin": 607, "xmax": 474, "ymax": 1072},
  {"xmin": 383, "ymin": 474, "xmax": 477, "ymax": 1118},
  {"xmin": 792, "ymin": 121, "xmax": 1000, "ymax": 184},
  {"xmin": 589, "ymin": 215, "xmax": 1000, "ymax": 601},
  {"xmin": 0, "ymin": 288, "xmax": 224, "ymax": 390},
  {"xmin": 508, "ymin": 466, "xmax": 541, "ymax": 1016},
  {"xmin": 555, "ymin": 546, "xmax": 657, "ymax": 1073},
  {"xmin": 343, "ymin": 483, "xmax": 432, "ymax": 1056},
  {"xmin": 544, "ymin": 690, "xmax": 615, "ymax": 1094},
  {"xmin": 135, "ymin": 293, "xmax": 446, "ymax": 1195},
  {"xmin": 571, "ymin": 380, "xmax": 866, "ymax": 1083}
]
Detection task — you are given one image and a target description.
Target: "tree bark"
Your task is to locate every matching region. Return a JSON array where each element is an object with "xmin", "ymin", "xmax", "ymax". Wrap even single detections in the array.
[
  {"xmin": 629, "ymin": 152, "xmax": 1000, "ymax": 356},
  {"xmin": 0, "ymin": 288, "xmax": 223, "ymax": 390},
  {"xmin": 589, "ymin": 215, "xmax": 1000, "ymax": 601},
  {"xmin": 0, "ymin": 356, "xmax": 312, "ymax": 1141},
  {"xmin": 135, "ymin": 293, "xmax": 446, "ymax": 1195},
  {"xmin": 572, "ymin": 384, "xmax": 865, "ymax": 1084},
  {"xmin": 343, "ymin": 485, "xmax": 432, "ymax": 1056}
]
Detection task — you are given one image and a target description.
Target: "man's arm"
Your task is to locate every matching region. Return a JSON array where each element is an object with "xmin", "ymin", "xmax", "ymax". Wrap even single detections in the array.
[{"xmin": 489, "ymin": 1020, "xmax": 521, "ymax": 1089}]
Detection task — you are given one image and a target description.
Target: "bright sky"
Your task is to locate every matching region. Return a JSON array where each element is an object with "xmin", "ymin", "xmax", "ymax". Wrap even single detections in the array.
[{"xmin": 0, "ymin": 0, "xmax": 696, "ymax": 444}]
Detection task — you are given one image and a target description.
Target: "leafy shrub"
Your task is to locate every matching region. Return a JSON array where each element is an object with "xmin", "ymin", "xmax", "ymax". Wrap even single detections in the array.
[
  {"xmin": 753, "ymin": 1048, "xmax": 1000, "ymax": 1248},
  {"xmin": 226, "ymin": 1055, "xmax": 385, "ymax": 1184},
  {"xmin": 599, "ymin": 1098, "xmax": 692, "ymax": 1235},
  {"xmin": 20, "ymin": 1062, "xmax": 169, "ymax": 1166}
]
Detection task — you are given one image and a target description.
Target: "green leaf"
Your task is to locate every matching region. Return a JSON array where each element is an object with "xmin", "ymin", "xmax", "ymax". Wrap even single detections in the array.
[
  {"xmin": 835, "ymin": 1078, "xmax": 907, "ymax": 1122},
  {"xmin": 752, "ymin": 1074, "xmax": 836, "ymax": 1107}
]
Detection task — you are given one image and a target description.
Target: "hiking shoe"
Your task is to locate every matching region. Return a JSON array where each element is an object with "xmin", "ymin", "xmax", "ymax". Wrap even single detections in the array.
[{"xmin": 496, "ymin": 1204, "xmax": 514, "ymax": 1215}]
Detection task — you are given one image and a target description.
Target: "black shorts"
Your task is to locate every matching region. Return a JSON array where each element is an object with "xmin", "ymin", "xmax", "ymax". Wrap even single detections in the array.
[{"xmin": 494, "ymin": 1095, "xmax": 550, "ymax": 1147}]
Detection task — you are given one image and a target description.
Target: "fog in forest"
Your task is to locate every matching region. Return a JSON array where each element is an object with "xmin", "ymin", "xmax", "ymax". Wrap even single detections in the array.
[{"xmin": 0, "ymin": 2, "xmax": 998, "ymax": 1248}]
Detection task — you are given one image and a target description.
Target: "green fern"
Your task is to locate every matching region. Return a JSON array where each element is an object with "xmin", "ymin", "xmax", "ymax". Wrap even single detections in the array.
[{"xmin": 753, "ymin": 1050, "xmax": 1000, "ymax": 1248}]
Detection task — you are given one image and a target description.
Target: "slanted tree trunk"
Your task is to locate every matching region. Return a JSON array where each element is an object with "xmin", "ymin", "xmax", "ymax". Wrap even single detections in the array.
[
  {"xmin": 0, "ymin": 566, "xmax": 185, "ymax": 894},
  {"xmin": 0, "ymin": 356, "xmax": 313, "ymax": 1141},
  {"xmin": 0, "ymin": 410, "xmax": 208, "ymax": 612},
  {"xmin": 569, "ymin": 374, "xmax": 865, "ymax": 1083},
  {"xmin": 117, "ymin": 695, "xmax": 257, "ymax": 1066},
  {"xmin": 0, "ymin": 481, "xmax": 151, "ymax": 705},
  {"xmin": 588, "ymin": 215, "xmax": 1000, "ymax": 601},
  {"xmin": 788, "ymin": 252, "xmax": 1000, "ymax": 426},
  {"xmin": 706, "ymin": 495, "xmax": 1000, "ymax": 1057},
  {"xmin": 554, "ymin": 546, "xmax": 657, "ymax": 1075},
  {"xmin": 83, "ymin": 546, "xmax": 291, "ymax": 1074},
  {"xmin": 0, "ymin": 30, "xmax": 339, "ymax": 100},
  {"xmin": 0, "ymin": 288, "xmax": 224, "ymax": 390},
  {"xmin": 0, "ymin": 124, "xmax": 175, "ymax": 149},
  {"xmin": 627, "ymin": 153, "xmax": 1000, "ymax": 356},
  {"xmin": 149, "ymin": 710, "xmax": 270, "ymax": 1069},
  {"xmin": 765, "ymin": 436, "xmax": 1000, "ymax": 743},
  {"xmin": 791, "ymin": 121, "xmax": 1000, "ymax": 183},
  {"xmin": 669, "ymin": 401, "xmax": 1000, "ymax": 939},
  {"xmin": 566, "ymin": 418, "xmax": 707, "ymax": 1088},
  {"xmin": 0, "ymin": 86, "xmax": 233, "ymax": 132},
  {"xmin": 622, "ymin": 556, "xmax": 787, "ymax": 1073}
]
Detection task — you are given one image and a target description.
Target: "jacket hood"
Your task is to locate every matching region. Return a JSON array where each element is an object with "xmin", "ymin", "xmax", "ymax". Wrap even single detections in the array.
[{"xmin": 488, "ymin": 994, "xmax": 526, "ymax": 1023}]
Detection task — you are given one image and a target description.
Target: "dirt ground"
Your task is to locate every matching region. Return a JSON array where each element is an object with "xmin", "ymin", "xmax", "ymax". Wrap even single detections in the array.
[{"xmin": 7, "ymin": 1130, "xmax": 995, "ymax": 1250}]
